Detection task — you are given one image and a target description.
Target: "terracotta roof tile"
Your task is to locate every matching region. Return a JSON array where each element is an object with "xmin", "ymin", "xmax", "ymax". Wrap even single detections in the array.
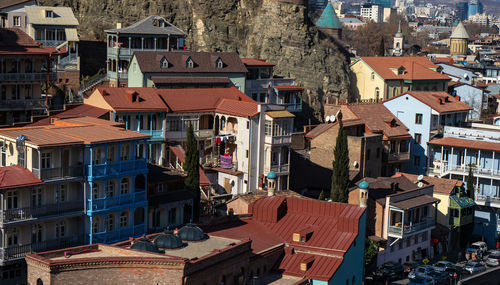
[
  {"xmin": 305, "ymin": 119, "xmax": 364, "ymax": 139},
  {"xmin": 134, "ymin": 51, "xmax": 247, "ymax": 74},
  {"xmin": 215, "ymin": 99, "xmax": 259, "ymax": 117},
  {"xmin": 354, "ymin": 57, "xmax": 450, "ymax": 81},
  {"xmin": 241, "ymin": 58, "xmax": 275, "ymax": 67},
  {"xmin": 0, "ymin": 28, "xmax": 58, "ymax": 55},
  {"xmin": 396, "ymin": 172, "xmax": 462, "ymax": 195},
  {"xmin": 151, "ymin": 76, "xmax": 230, "ymax": 84},
  {"xmin": 346, "ymin": 104, "xmax": 411, "ymax": 139},
  {"xmin": 168, "ymin": 145, "xmax": 211, "ymax": 187},
  {"xmin": 0, "ymin": 165, "xmax": 43, "ymax": 190},
  {"xmin": 388, "ymin": 91, "xmax": 472, "ymax": 113},
  {"xmin": 279, "ymin": 251, "xmax": 343, "ymax": 281},
  {"xmin": 55, "ymin": 104, "xmax": 109, "ymax": 119},
  {"xmin": 428, "ymin": 136, "xmax": 500, "ymax": 152},
  {"xmin": 92, "ymin": 87, "xmax": 169, "ymax": 112}
]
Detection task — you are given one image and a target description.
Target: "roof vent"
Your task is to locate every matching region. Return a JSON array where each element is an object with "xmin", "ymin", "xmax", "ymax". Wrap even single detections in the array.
[{"xmin": 292, "ymin": 227, "xmax": 314, "ymax": 243}]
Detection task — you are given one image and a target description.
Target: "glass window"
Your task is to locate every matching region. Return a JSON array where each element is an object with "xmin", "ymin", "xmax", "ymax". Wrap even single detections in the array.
[
  {"xmin": 107, "ymin": 214, "xmax": 115, "ymax": 231},
  {"xmin": 120, "ymin": 178, "xmax": 129, "ymax": 195},
  {"xmin": 6, "ymin": 191, "xmax": 18, "ymax": 209},
  {"xmin": 7, "ymin": 228, "xmax": 18, "ymax": 246},
  {"xmin": 107, "ymin": 180, "xmax": 115, "ymax": 197},
  {"xmin": 120, "ymin": 144, "xmax": 130, "ymax": 161},
  {"xmin": 55, "ymin": 184, "xmax": 66, "ymax": 203},
  {"xmin": 414, "ymin": 133, "xmax": 422, "ymax": 144},
  {"xmin": 120, "ymin": 211, "xmax": 129, "ymax": 228},
  {"xmin": 32, "ymin": 224, "xmax": 42, "ymax": 243},
  {"xmin": 56, "ymin": 221, "xmax": 65, "ymax": 238},
  {"xmin": 415, "ymin": 113, "xmax": 423, "ymax": 124},
  {"xmin": 32, "ymin": 188, "xmax": 42, "ymax": 207},
  {"xmin": 265, "ymin": 120, "xmax": 272, "ymax": 136},
  {"xmin": 92, "ymin": 216, "xmax": 101, "ymax": 233},
  {"xmin": 107, "ymin": 146, "xmax": 115, "ymax": 162},
  {"xmin": 13, "ymin": 16, "xmax": 21, "ymax": 26}
]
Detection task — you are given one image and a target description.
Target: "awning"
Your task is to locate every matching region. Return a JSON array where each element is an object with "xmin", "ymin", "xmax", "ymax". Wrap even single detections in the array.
[
  {"xmin": 265, "ymin": 110, "xmax": 295, "ymax": 118},
  {"xmin": 65, "ymin": 28, "xmax": 79, "ymax": 42},
  {"xmin": 450, "ymin": 195, "xmax": 475, "ymax": 209},
  {"xmin": 391, "ymin": 195, "xmax": 440, "ymax": 210}
]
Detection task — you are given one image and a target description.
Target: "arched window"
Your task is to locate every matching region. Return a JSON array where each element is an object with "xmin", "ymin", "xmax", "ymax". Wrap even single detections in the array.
[
  {"xmin": 186, "ymin": 58, "xmax": 194, "ymax": 68},
  {"xmin": 92, "ymin": 183, "xmax": 100, "ymax": 199},
  {"xmin": 107, "ymin": 180, "xmax": 116, "ymax": 197},
  {"xmin": 37, "ymin": 278, "xmax": 43, "ymax": 285},
  {"xmin": 216, "ymin": 58, "xmax": 223, "ymax": 69},
  {"xmin": 120, "ymin": 178, "xmax": 129, "ymax": 195},
  {"xmin": 371, "ymin": 72, "xmax": 375, "ymax": 80},
  {"xmin": 120, "ymin": 211, "xmax": 129, "ymax": 228},
  {"xmin": 160, "ymin": 57, "xmax": 168, "ymax": 68},
  {"xmin": 396, "ymin": 42, "xmax": 400, "ymax": 49},
  {"xmin": 92, "ymin": 216, "xmax": 102, "ymax": 233},
  {"xmin": 107, "ymin": 213, "xmax": 115, "ymax": 231},
  {"xmin": 375, "ymin": 87, "xmax": 380, "ymax": 100}
]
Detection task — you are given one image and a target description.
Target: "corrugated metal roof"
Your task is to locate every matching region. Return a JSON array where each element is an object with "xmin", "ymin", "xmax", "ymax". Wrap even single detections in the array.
[
  {"xmin": 0, "ymin": 165, "xmax": 43, "ymax": 190},
  {"xmin": 450, "ymin": 195, "xmax": 475, "ymax": 209}
]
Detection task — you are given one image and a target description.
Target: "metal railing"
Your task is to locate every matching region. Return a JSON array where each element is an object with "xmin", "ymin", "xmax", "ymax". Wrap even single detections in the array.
[
  {"xmin": 91, "ymin": 224, "xmax": 145, "ymax": 244},
  {"xmin": 0, "ymin": 236, "xmax": 81, "ymax": 261},
  {"xmin": 32, "ymin": 165, "xmax": 83, "ymax": 181},
  {"xmin": 0, "ymin": 99, "xmax": 46, "ymax": 110},
  {"xmin": 270, "ymin": 164, "xmax": 290, "ymax": 173},
  {"xmin": 387, "ymin": 152, "xmax": 411, "ymax": 162},
  {"xmin": 388, "ymin": 218, "xmax": 435, "ymax": 237},
  {"xmin": 80, "ymin": 73, "xmax": 107, "ymax": 94},
  {"xmin": 88, "ymin": 189, "xmax": 146, "ymax": 211},
  {"xmin": 429, "ymin": 162, "xmax": 500, "ymax": 178},
  {"xmin": 0, "ymin": 72, "xmax": 56, "ymax": 81},
  {"xmin": 245, "ymin": 78, "xmax": 296, "ymax": 90},
  {"xmin": 138, "ymin": 129, "xmax": 164, "ymax": 139},
  {"xmin": 0, "ymin": 200, "xmax": 83, "ymax": 224},
  {"xmin": 39, "ymin": 40, "xmax": 66, "ymax": 47},
  {"xmin": 87, "ymin": 159, "xmax": 147, "ymax": 177}
]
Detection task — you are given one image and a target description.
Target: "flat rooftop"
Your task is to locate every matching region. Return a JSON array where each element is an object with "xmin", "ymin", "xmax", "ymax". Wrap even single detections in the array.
[
  {"xmin": 164, "ymin": 235, "xmax": 240, "ymax": 259},
  {"xmin": 42, "ymin": 244, "xmax": 165, "ymax": 261}
]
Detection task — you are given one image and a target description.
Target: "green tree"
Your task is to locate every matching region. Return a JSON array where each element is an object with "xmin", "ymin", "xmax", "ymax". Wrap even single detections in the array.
[
  {"xmin": 466, "ymin": 165, "xmax": 475, "ymax": 200},
  {"xmin": 184, "ymin": 124, "xmax": 200, "ymax": 221},
  {"xmin": 365, "ymin": 240, "xmax": 379, "ymax": 266},
  {"xmin": 331, "ymin": 114, "xmax": 350, "ymax": 203},
  {"xmin": 378, "ymin": 37, "xmax": 385, "ymax": 56},
  {"xmin": 318, "ymin": 190, "xmax": 325, "ymax": 201}
]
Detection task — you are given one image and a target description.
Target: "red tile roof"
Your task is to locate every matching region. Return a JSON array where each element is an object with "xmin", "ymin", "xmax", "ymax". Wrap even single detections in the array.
[
  {"xmin": 0, "ymin": 28, "xmax": 57, "ymax": 55},
  {"xmin": 354, "ymin": 57, "xmax": 450, "ymax": 81},
  {"xmin": 55, "ymin": 104, "xmax": 110, "ymax": 119},
  {"xmin": 151, "ymin": 76, "xmax": 231, "ymax": 84},
  {"xmin": 208, "ymin": 196, "xmax": 365, "ymax": 281},
  {"xmin": 241, "ymin": 58, "xmax": 275, "ymax": 67},
  {"xmin": 0, "ymin": 165, "xmax": 43, "ymax": 190},
  {"xmin": 395, "ymin": 172, "xmax": 463, "ymax": 195},
  {"xmin": 93, "ymin": 87, "xmax": 170, "ymax": 112},
  {"xmin": 346, "ymin": 104, "xmax": 411, "ymax": 139},
  {"xmin": 305, "ymin": 119, "xmax": 364, "ymax": 139},
  {"xmin": 387, "ymin": 91, "xmax": 472, "ymax": 113},
  {"xmin": 428, "ymin": 136, "xmax": 500, "ymax": 152}
]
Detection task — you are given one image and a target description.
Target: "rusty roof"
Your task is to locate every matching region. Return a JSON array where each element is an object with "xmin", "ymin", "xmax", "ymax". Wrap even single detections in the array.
[
  {"xmin": 354, "ymin": 57, "xmax": 450, "ymax": 81},
  {"xmin": 387, "ymin": 91, "xmax": 472, "ymax": 113},
  {"xmin": 279, "ymin": 252, "xmax": 343, "ymax": 281},
  {"xmin": 0, "ymin": 28, "xmax": 58, "ymax": 55},
  {"xmin": 241, "ymin": 58, "xmax": 275, "ymax": 67},
  {"xmin": 55, "ymin": 104, "xmax": 110, "ymax": 119},
  {"xmin": 305, "ymin": 119, "xmax": 364, "ymax": 139},
  {"xmin": 92, "ymin": 87, "xmax": 170, "ymax": 112},
  {"xmin": 346, "ymin": 104, "xmax": 411, "ymax": 139},
  {"xmin": 396, "ymin": 172, "xmax": 463, "ymax": 195},
  {"xmin": 134, "ymin": 51, "xmax": 248, "ymax": 74},
  {"xmin": 0, "ymin": 165, "xmax": 43, "ymax": 190},
  {"xmin": 428, "ymin": 136, "xmax": 500, "ymax": 152},
  {"xmin": 391, "ymin": 195, "xmax": 440, "ymax": 210}
]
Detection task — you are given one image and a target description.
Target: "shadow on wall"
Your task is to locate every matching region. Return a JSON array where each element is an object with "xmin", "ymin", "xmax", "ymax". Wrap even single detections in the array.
[
  {"xmin": 349, "ymin": 69, "xmax": 360, "ymax": 102},
  {"xmin": 79, "ymin": 40, "xmax": 107, "ymax": 77},
  {"xmin": 289, "ymin": 149, "xmax": 333, "ymax": 199}
]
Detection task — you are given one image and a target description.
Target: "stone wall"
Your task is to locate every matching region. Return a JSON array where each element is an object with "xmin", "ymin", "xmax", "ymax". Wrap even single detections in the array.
[{"xmin": 39, "ymin": 0, "xmax": 351, "ymax": 122}]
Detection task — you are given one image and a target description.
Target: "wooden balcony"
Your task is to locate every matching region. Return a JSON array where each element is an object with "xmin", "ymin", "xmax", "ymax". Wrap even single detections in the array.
[
  {"xmin": 0, "ymin": 200, "xmax": 83, "ymax": 224},
  {"xmin": 0, "ymin": 236, "xmax": 82, "ymax": 263}
]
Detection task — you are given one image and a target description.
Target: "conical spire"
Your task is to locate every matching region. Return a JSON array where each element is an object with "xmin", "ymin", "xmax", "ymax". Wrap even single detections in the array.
[
  {"xmin": 316, "ymin": 1, "xmax": 341, "ymax": 29},
  {"xmin": 395, "ymin": 21, "xmax": 403, "ymax": 38},
  {"xmin": 451, "ymin": 21, "xmax": 469, "ymax": 39}
]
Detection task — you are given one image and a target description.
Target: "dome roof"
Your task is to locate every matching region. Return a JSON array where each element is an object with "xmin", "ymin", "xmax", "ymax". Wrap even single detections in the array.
[
  {"xmin": 450, "ymin": 22, "xmax": 469, "ymax": 39},
  {"xmin": 130, "ymin": 237, "xmax": 160, "ymax": 253},
  {"xmin": 316, "ymin": 2, "xmax": 341, "ymax": 29},
  {"xmin": 267, "ymin": 171, "xmax": 277, "ymax": 179},
  {"xmin": 359, "ymin": 181, "xmax": 369, "ymax": 189},
  {"xmin": 153, "ymin": 230, "xmax": 183, "ymax": 249},
  {"xmin": 178, "ymin": 224, "xmax": 205, "ymax": 241}
]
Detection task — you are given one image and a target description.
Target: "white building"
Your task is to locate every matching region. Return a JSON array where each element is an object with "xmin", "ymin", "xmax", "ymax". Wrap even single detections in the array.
[{"xmin": 361, "ymin": 4, "xmax": 384, "ymax": 23}]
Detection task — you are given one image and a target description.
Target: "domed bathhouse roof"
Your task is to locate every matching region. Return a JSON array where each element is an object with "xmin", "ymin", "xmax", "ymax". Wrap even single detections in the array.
[
  {"xmin": 153, "ymin": 230, "xmax": 184, "ymax": 249},
  {"xmin": 267, "ymin": 171, "xmax": 277, "ymax": 179},
  {"xmin": 450, "ymin": 22, "xmax": 469, "ymax": 40},
  {"xmin": 130, "ymin": 237, "xmax": 160, "ymax": 253},
  {"xmin": 178, "ymin": 224, "xmax": 206, "ymax": 241},
  {"xmin": 359, "ymin": 181, "xmax": 370, "ymax": 189}
]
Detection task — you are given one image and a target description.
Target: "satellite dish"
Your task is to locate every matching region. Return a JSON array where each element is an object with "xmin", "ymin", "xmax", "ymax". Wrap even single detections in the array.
[
  {"xmin": 331, "ymin": 115, "xmax": 336, "ymax": 123},
  {"xmin": 325, "ymin": 116, "xmax": 331, "ymax": 123},
  {"xmin": 353, "ymin": 161, "xmax": 359, "ymax": 168},
  {"xmin": 417, "ymin": 182, "xmax": 424, "ymax": 188},
  {"xmin": 463, "ymin": 73, "xmax": 469, "ymax": 79},
  {"xmin": 417, "ymin": 174, "xmax": 424, "ymax": 181}
]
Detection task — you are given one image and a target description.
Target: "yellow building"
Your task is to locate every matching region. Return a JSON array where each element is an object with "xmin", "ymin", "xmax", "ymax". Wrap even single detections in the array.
[
  {"xmin": 350, "ymin": 57, "xmax": 451, "ymax": 101},
  {"xmin": 450, "ymin": 22, "xmax": 469, "ymax": 57}
]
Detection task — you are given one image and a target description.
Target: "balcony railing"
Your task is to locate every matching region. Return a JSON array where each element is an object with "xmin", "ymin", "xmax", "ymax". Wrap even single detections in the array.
[
  {"xmin": 270, "ymin": 164, "xmax": 290, "ymax": 173},
  {"xmin": 39, "ymin": 40, "xmax": 66, "ymax": 47},
  {"xmin": 387, "ymin": 152, "xmax": 411, "ymax": 162},
  {"xmin": 265, "ymin": 135, "xmax": 292, "ymax": 145},
  {"xmin": 165, "ymin": 129, "xmax": 214, "ymax": 141},
  {"xmin": 87, "ymin": 159, "xmax": 147, "ymax": 178},
  {"xmin": 90, "ymin": 224, "xmax": 145, "ymax": 244},
  {"xmin": 0, "ymin": 236, "xmax": 82, "ymax": 262},
  {"xmin": 246, "ymin": 78, "xmax": 296, "ymax": 90},
  {"xmin": 138, "ymin": 129, "xmax": 164, "ymax": 140},
  {"xmin": 0, "ymin": 200, "xmax": 83, "ymax": 224},
  {"xmin": 0, "ymin": 72, "xmax": 57, "ymax": 82},
  {"xmin": 88, "ymin": 189, "xmax": 146, "ymax": 212},
  {"xmin": 429, "ymin": 162, "xmax": 500, "ymax": 178},
  {"xmin": 388, "ymin": 217, "xmax": 435, "ymax": 238},
  {"xmin": 285, "ymin": 103, "xmax": 302, "ymax": 112},
  {"xmin": 0, "ymin": 99, "xmax": 46, "ymax": 110},
  {"xmin": 32, "ymin": 165, "xmax": 83, "ymax": 181}
]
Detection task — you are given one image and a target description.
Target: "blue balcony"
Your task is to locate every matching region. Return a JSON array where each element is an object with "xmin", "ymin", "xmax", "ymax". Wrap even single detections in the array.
[
  {"xmin": 90, "ymin": 224, "xmax": 146, "ymax": 244},
  {"xmin": 87, "ymin": 159, "xmax": 147, "ymax": 179},
  {"xmin": 139, "ymin": 129, "xmax": 164, "ymax": 141},
  {"xmin": 285, "ymin": 103, "xmax": 302, "ymax": 112},
  {"xmin": 87, "ymin": 189, "xmax": 147, "ymax": 214}
]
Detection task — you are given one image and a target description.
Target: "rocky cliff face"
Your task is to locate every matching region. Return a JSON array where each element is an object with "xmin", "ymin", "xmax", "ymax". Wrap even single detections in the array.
[{"xmin": 40, "ymin": 0, "xmax": 350, "ymax": 121}]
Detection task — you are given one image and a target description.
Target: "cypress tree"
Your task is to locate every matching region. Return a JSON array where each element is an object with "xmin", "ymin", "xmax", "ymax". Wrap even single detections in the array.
[
  {"xmin": 318, "ymin": 190, "xmax": 325, "ymax": 201},
  {"xmin": 184, "ymin": 124, "xmax": 200, "ymax": 221},
  {"xmin": 378, "ymin": 37, "xmax": 385, "ymax": 56},
  {"xmin": 331, "ymin": 114, "xmax": 350, "ymax": 203},
  {"xmin": 466, "ymin": 166, "xmax": 475, "ymax": 201}
]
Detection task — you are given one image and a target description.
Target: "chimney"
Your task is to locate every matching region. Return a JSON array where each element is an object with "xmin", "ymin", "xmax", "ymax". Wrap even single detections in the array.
[{"xmin": 116, "ymin": 23, "xmax": 122, "ymax": 29}]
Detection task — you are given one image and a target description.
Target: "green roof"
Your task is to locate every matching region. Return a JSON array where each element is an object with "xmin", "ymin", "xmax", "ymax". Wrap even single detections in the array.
[
  {"xmin": 450, "ymin": 195, "xmax": 475, "ymax": 209},
  {"xmin": 316, "ymin": 2, "xmax": 341, "ymax": 29}
]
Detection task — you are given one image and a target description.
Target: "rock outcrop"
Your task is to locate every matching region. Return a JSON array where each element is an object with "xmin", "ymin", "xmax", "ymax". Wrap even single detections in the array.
[{"xmin": 40, "ymin": 0, "xmax": 351, "ymax": 121}]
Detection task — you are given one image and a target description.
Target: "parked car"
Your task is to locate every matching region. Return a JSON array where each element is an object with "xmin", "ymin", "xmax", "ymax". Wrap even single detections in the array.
[
  {"xmin": 409, "ymin": 276, "xmax": 435, "ymax": 285},
  {"xmin": 466, "ymin": 241, "xmax": 488, "ymax": 258},
  {"xmin": 464, "ymin": 261, "xmax": 486, "ymax": 274},
  {"xmin": 486, "ymin": 252, "xmax": 500, "ymax": 267},
  {"xmin": 432, "ymin": 261, "xmax": 454, "ymax": 272},
  {"xmin": 403, "ymin": 261, "xmax": 420, "ymax": 276},
  {"xmin": 408, "ymin": 265, "xmax": 434, "ymax": 279},
  {"xmin": 373, "ymin": 262, "xmax": 404, "ymax": 281},
  {"xmin": 428, "ymin": 271, "xmax": 450, "ymax": 285},
  {"xmin": 445, "ymin": 265, "xmax": 466, "ymax": 281}
]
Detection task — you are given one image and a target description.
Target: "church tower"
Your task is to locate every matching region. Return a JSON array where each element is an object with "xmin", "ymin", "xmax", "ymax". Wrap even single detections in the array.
[
  {"xmin": 450, "ymin": 21, "xmax": 469, "ymax": 57},
  {"xmin": 392, "ymin": 21, "xmax": 404, "ymax": 56}
]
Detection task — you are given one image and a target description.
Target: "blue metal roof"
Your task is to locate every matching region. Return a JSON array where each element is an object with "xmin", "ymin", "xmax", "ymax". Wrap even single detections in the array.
[
  {"xmin": 316, "ymin": 2, "xmax": 341, "ymax": 29},
  {"xmin": 450, "ymin": 195, "xmax": 475, "ymax": 209}
]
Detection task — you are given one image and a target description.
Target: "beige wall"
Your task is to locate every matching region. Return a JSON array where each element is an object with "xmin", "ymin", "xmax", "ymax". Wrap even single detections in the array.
[
  {"xmin": 84, "ymin": 89, "xmax": 114, "ymax": 110},
  {"xmin": 350, "ymin": 60, "xmax": 386, "ymax": 101},
  {"xmin": 434, "ymin": 192, "xmax": 450, "ymax": 228}
]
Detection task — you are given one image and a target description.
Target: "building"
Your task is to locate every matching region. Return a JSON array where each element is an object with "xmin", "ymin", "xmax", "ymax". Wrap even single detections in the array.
[
  {"xmin": 383, "ymin": 91, "xmax": 471, "ymax": 173},
  {"xmin": 24, "ymin": 6, "xmax": 80, "ymax": 93},
  {"xmin": 469, "ymin": 13, "xmax": 489, "ymax": 26},
  {"xmin": 305, "ymin": 117, "xmax": 383, "ymax": 178},
  {"xmin": 450, "ymin": 22, "xmax": 470, "ymax": 57},
  {"xmin": 0, "ymin": 28, "xmax": 57, "ymax": 127},
  {"xmin": 468, "ymin": 0, "xmax": 483, "ymax": 19},
  {"xmin": 339, "ymin": 17, "xmax": 366, "ymax": 29},
  {"xmin": 105, "ymin": 16, "xmax": 187, "ymax": 87},
  {"xmin": 436, "ymin": 63, "xmax": 476, "ymax": 85},
  {"xmin": 0, "ymin": 0, "xmax": 35, "ymax": 32},
  {"xmin": 427, "ymin": 123, "xmax": 500, "ymax": 247},
  {"xmin": 350, "ymin": 57, "xmax": 451, "ymax": 101},
  {"xmin": 448, "ymin": 82, "xmax": 487, "ymax": 121},
  {"xmin": 455, "ymin": 2, "xmax": 468, "ymax": 21},
  {"xmin": 315, "ymin": 1, "xmax": 342, "ymax": 39},
  {"xmin": 374, "ymin": 0, "xmax": 392, "ymax": 9},
  {"xmin": 334, "ymin": 103, "xmax": 412, "ymax": 176},
  {"xmin": 397, "ymin": 173, "xmax": 474, "ymax": 251},
  {"xmin": 392, "ymin": 22, "xmax": 404, "ymax": 56},
  {"xmin": 243, "ymin": 58, "xmax": 302, "ymax": 113},
  {"xmin": 360, "ymin": 4, "xmax": 384, "ymax": 23},
  {"xmin": 26, "ymin": 194, "xmax": 366, "ymax": 285},
  {"xmin": 84, "ymin": 87, "xmax": 294, "ymax": 194},
  {"xmin": 349, "ymin": 177, "xmax": 438, "ymax": 266},
  {"xmin": 127, "ymin": 51, "xmax": 247, "ymax": 92}
]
